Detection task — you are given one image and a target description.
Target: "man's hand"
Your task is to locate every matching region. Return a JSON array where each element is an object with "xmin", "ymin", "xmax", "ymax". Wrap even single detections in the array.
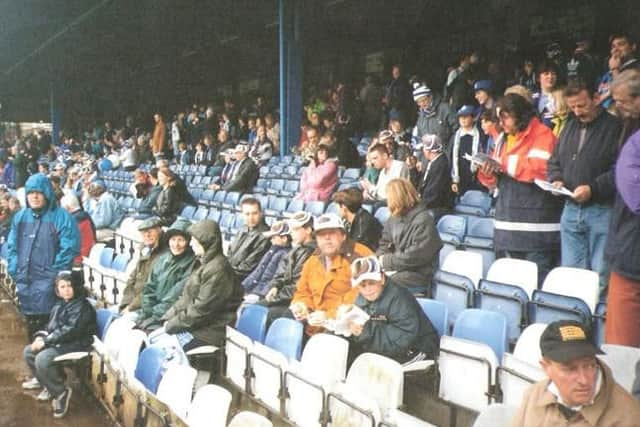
[
  {"xmin": 265, "ymin": 287, "xmax": 278, "ymax": 302},
  {"xmin": 349, "ymin": 321, "xmax": 363, "ymax": 337},
  {"xmin": 451, "ymin": 183, "xmax": 459, "ymax": 194},
  {"xmin": 31, "ymin": 337, "xmax": 45, "ymax": 353},
  {"xmin": 289, "ymin": 302, "xmax": 309, "ymax": 321},
  {"xmin": 551, "ymin": 180, "xmax": 565, "ymax": 189},
  {"xmin": 480, "ymin": 158, "xmax": 502, "ymax": 176},
  {"xmin": 307, "ymin": 311, "xmax": 327, "ymax": 327},
  {"xmin": 572, "ymin": 185, "xmax": 592, "ymax": 203}
]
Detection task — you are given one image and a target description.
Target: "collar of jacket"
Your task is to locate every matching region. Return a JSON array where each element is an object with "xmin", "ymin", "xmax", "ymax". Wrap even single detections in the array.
[{"xmin": 535, "ymin": 361, "xmax": 614, "ymax": 425}]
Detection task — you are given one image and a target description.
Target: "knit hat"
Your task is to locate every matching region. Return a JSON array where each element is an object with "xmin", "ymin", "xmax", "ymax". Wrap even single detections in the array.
[{"xmin": 412, "ymin": 82, "xmax": 432, "ymax": 102}]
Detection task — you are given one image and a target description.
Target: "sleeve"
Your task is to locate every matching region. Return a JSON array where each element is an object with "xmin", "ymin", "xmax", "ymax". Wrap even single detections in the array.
[
  {"xmin": 44, "ymin": 302, "xmax": 95, "ymax": 346},
  {"xmin": 233, "ymin": 236, "xmax": 271, "ymax": 278},
  {"xmin": 268, "ymin": 251, "xmax": 290, "ymax": 291},
  {"xmin": 140, "ymin": 264, "xmax": 160, "ymax": 320},
  {"xmin": 52, "ymin": 210, "xmax": 81, "ymax": 272},
  {"xmin": 291, "ymin": 258, "xmax": 314, "ymax": 309},
  {"xmin": 616, "ymin": 138, "xmax": 640, "ymax": 214},
  {"xmin": 546, "ymin": 132, "xmax": 564, "ymax": 183},
  {"xmin": 7, "ymin": 212, "xmax": 20, "ymax": 277},
  {"xmin": 152, "ymin": 263, "xmax": 194, "ymax": 321},
  {"xmin": 503, "ymin": 131, "xmax": 557, "ymax": 183},
  {"xmin": 379, "ymin": 216, "xmax": 442, "ymax": 272},
  {"xmin": 90, "ymin": 200, "xmax": 110, "ymax": 229},
  {"xmin": 241, "ymin": 253, "xmax": 266, "ymax": 293}
]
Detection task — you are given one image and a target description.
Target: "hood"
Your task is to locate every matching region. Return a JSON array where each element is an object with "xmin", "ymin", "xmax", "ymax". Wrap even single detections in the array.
[
  {"xmin": 25, "ymin": 173, "xmax": 57, "ymax": 211},
  {"xmin": 188, "ymin": 219, "xmax": 223, "ymax": 254}
]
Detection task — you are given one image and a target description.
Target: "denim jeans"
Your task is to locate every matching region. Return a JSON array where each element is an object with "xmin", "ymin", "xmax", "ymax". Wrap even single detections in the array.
[
  {"xmin": 560, "ymin": 201, "xmax": 611, "ymax": 293},
  {"xmin": 23, "ymin": 345, "xmax": 66, "ymax": 397}
]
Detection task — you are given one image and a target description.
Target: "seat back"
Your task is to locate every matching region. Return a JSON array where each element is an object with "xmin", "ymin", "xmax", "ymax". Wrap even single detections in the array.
[
  {"xmin": 236, "ymin": 304, "xmax": 269, "ymax": 343},
  {"xmin": 472, "ymin": 404, "xmax": 518, "ymax": 427},
  {"xmin": 498, "ymin": 353, "xmax": 545, "ymax": 407},
  {"xmin": 592, "ymin": 302, "xmax": 606, "ymax": 346},
  {"xmin": 542, "ymin": 267, "xmax": 599, "ymax": 313},
  {"xmin": 437, "ymin": 215, "xmax": 466, "ymax": 245},
  {"xmin": 416, "ymin": 298, "xmax": 448, "ymax": 337},
  {"xmin": 111, "ymin": 253, "xmax": 130, "ymax": 273},
  {"xmin": 187, "ymin": 384, "xmax": 232, "ymax": 427},
  {"xmin": 285, "ymin": 198, "xmax": 305, "ymax": 214},
  {"xmin": 305, "ymin": 201, "xmax": 326, "ymax": 216},
  {"xmin": 95, "ymin": 308, "xmax": 116, "ymax": 341},
  {"xmin": 225, "ymin": 326, "xmax": 253, "ymax": 390},
  {"xmin": 463, "ymin": 216, "xmax": 494, "ymax": 246},
  {"xmin": 103, "ymin": 316, "xmax": 136, "ymax": 357},
  {"xmin": 529, "ymin": 289, "xmax": 592, "ymax": 326},
  {"xmin": 374, "ymin": 206, "xmax": 390, "ymax": 224},
  {"xmin": 431, "ymin": 270, "xmax": 476, "ymax": 333},
  {"xmin": 455, "ymin": 190, "xmax": 492, "ymax": 216},
  {"xmin": 99, "ymin": 247, "xmax": 115, "ymax": 268},
  {"xmin": 441, "ymin": 250, "xmax": 483, "ymax": 287},
  {"xmin": 180, "ymin": 205, "xmax": 196, "ymax": 220},
  {"xmin": 228, "ymin": 411, "xmax": 273, "ymax": 427},
  {"xmin": 250, "ymin": 342, "xmax": 288, "ymax": 411},
  {"xmin": 264, "ymin": 318, "xmax": 304, "ymax": 360},
  {"xmin": 513, "ymin": 323, "xmax": 547, "ymax": 366},
  {"xmin": 346, "ymin": 353, "xmax": 404, "ymax": 414},
  {"xmin": 599, "ymin": 344, "xmax": 640, "ymax": 393},
  {"xmin": 193, "ymin": 206, "xmax": 209, "ymax": 221},
  {"xmin": 134, "ymin": 346, "xmax": 167, "ymax": 393},
  {"xmin": 475, "ymin": 279, "xmax": 529, "ymax": 344},
  {"xmin": 114, "ymin": 329, "xmax": 147, "ymax": 378},
  {"xmin": 453, "ymin": 309, "xmax": 508, "ymax": 361},
  {"xmin": 156, "ymin": 364, "xmax": 197, "ymax": 419},
  {"xmin": 487, "ymin": 258, "xmax": 538, "ymax": 298}
]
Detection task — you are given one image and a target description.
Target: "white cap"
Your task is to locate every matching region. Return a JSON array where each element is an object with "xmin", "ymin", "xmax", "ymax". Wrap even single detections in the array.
[
  {"xmin": 351, "ymin": 256, "xmax": 383, "ymax": 287},
  {"xmin": 287, "ymin": 211, "xmax": 313, "ymax": 229},
  {"xmin": 313, "ymin": 213, "xmax": 345, "ymax": 232}
]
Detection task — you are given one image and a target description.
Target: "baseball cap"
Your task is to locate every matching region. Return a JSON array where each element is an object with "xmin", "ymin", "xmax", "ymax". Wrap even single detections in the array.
[
  {"xmin": 473, "ymin": 80, "xmax": 493, "ymax": 93},
  {"xmin": 313, "ymin": 213, "xmax": 345, "ymax": 232},
  {"xmin": 287, "ymin": 211, "xmax": 313, "ymax": 229},
  {"xmin": 263, "ymin": 220, "xmax": 291, "ymax": 238},
  {"xmin": 418, "ymin": 134, "xmax": 443, "ymax": 152},
  {"xmin": 137, "ymin": 216, "xmax": 163, "ymax": 231},
  {"xmin": 540, "ymin": 320, "xmax": 604, "ymax": 363},
  {"xmin": 351, "ymin": 256, "xmax": 383, "ymax": 287},
  {"xmin": 457, "ymin": 105, "xmax": 476, "ymax": 117}
]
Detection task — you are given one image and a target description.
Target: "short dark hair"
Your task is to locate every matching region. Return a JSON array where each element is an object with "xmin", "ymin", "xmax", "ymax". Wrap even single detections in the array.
[
  {"xmin": 149, "ymin": 167, "xmax": 159, "ymax": 179},
  {"xmin": 497, "ymin": 93, "xmax": 537, "ymax": 133},
  {"xmin": 563, "ymin": 79, "xmax": 595, "ymax": 98},
  {"xmin": 368, "ymin": 143, "xmax": 389, "ymax": 157},
  {"xmin": 332, "ymin": 188, "xmax": 363, "ymax": 213},
  {"xmin": 479, "ymin": 109, "xmax": 498, "ymax": 123},
  {"xmin": 537, "ymin": 59, "xmax": 560, "ymax": 76},
  {"xmin": 240, "ymin": 196, "xmax": 262, "ymax": 211},
  {"xmin": 610, "ymin": 32, "xmax": 638, "ymax": 46}
]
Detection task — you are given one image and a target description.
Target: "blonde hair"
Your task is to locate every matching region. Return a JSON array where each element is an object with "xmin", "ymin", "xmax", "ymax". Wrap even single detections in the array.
[
  {"xmin": 552, "ymin": 88, "xmax": 569, "ymax": 117},
  {"xmin": 386, "ymin": 178, "xmax": 419, "ymax": 217},
  {"xmin": 504, "ymin": 84, "xmax": 534, "ymax": 105}
]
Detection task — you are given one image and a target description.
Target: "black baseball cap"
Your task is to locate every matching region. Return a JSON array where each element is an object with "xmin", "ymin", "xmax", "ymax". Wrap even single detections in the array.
[{"xmin": 540, "ymin": 320, "xmax": 604, "ymax": 363}]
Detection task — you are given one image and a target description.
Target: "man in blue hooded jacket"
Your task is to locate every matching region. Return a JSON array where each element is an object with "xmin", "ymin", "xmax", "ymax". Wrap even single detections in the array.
[{"xmin": 7, "ymin": 173, "xmax": 80, "ymax": 339}]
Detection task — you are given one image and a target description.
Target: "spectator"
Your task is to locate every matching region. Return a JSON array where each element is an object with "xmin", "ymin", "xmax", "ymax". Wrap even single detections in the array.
[
  {"xmin": 171, "ymin": 115, "xmax": 184, "ymax": 157},
  {"xmin": 388, "ymin": 118, "xmax": 412, "ymax": 161},
  {"xmin": 202, "ymin": 134, "xmax": 217, "ymax": 167},
  {"xmin": 60, "ymin": 193, "xmax": 96, "ymax": 265},
  {"xmin": 134, "ymin": 134, "xmax": 153, "ymax": 164},
  {"xmin": 359, "ymin": 75, "xmax": 383, "ymax": 134},
  {"xmin": 138, "ymin": 219, "xmax": 196, "ymax": 331},
  {"xmin": 605, "ymin": 69, "xmax": 640, "ymax": 347},
  {"xmin": 450, "ymin": 104, "xmax": 483, "ymax": 196},
  {"xmin": 510, "ymin": 320, "xmax": 640, "ymax": 426},
  {"xmin": 262, "ymin": 212, "xmax": 316, "ymax": 315},
  {"xmin": 212, "ymin": 149, "xmax": 236, "ymax": 188},
  {"xmin": 21, "ymin": 272, "xmax": 96, "ymax": 418},
  {"xmin": 405, "ymin": 155, "xmax": 420, "ymax": 189},
  {"xmin": 227, "ymin": 197, "xmax": 271, "ymax": 281},
  {"xmin": 265, "ymin": 113, "xmax": 280, "ymax": 154},
  {"xmin": 154, "ymin": 167, "xmax": 186, "ymax": 227},
  {"xmin": 297, "ymin": 144, "xmax": 338, "ymax": 202},
  {"xmin": 299, "ymin": 127, "xmax": 321, "ymax": 160},
  {"xmin": 8, "ymin": 173, "xmax": 80, "ymax": 339},
  {"xmin": 13, "ymin": 143, "xmax": 28, "ymax": 188},
  {"xmin": 85, "ymin": 179, "xmax": 124, "ymax": 242},
  {"xmin": 596, "ymin": 55, "xmax": 623, "ymax": 111},
  {"xmin": 119, "ymin": 217, "xmax": 165, "ymax": 315},
  {"xmin": 346, "ymin": 256, "xmax": 439, "ymax": 365},
  {"xmin": 517, "ymin": 59, "xmax": 538, "ymax": 93},
  {"xmin": 193, "ymin": 142, "xmax": 206, "ymax": 166},
  {"xmin": 377, "ymin": 179, "xmax": 442, "ymax": 292},
  {"xmin": 478, "ymin": 94, "xmax": 562, "ymax": 284},
  {"xmin": 322, "ymin": 130, "xmax": 361, "ymax": 168},
  {"xmin": 533, "ymin": 60, "xmax": 561, "ymax": 129},
  {"xmin": 610, "ymin": 32, "xmax": 639, "ymax": 72},
  {"xmin": 550, "ymin": 88, "xmax": 570, "ymax": 137},
  {"xmin": 162, "ymin": 219, "xmax": 243, "ymax": 350},
  {"xmin": 383, "ymin": 65, "xmax": 413, "ymax": 126},
  {"xmin": 242, "ymin": 220, "xmax": 291, "ymax": 299},
  {"xmin": 248, "ymin": 125, "xmax": 273, "ymax": 166},
  {"xmin": 151, "ymin": 113, "xmax": 167, "ymax": 160},
  {"xmin": 120, "ymin": 139, "xmax": 138, "ymax": 171},
  {"xmin": 418, "ymin": 134, "xmax": 454, "ymax": 220},
  {"xmin": 473, "ymin": 80, "xmax": 496, "ymax": 123},
  {"xmin": 289, "ymin": 213, "xmax": 373, "ymax": 336},
  {"xmin": 413, "ymin": 82, "xmax": 456, "ymax": 146},
  {"xmin": 547, "ymin": 80, "xmax": 622, "ymax": 292},
  {"xmin": 332, "ymin": 188, "xmax": 382, "ymax": 251},
  {"xmin": 360, "ymin": 144, "xmax": 410, "ymax": 201},
  {"xmin": 177, "ymin": 141, "xmax": 191, "ymax": 165},
  {"xmin": 479, "ymin": 109, "xmax": 502, "ymax": 155},
  {"xmin": 210, "ymin": 143, "xmax": 258, "ymax": 193}
]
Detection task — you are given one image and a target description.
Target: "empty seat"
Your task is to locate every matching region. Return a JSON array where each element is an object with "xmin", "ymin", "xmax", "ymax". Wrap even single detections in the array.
[
  {"xmin": 264, "ymin": 196, "xmax": 288, "ymax": 218},
  {"xmin": 463, "ymin": 216, "xmax": 494, "ymax": 247},
  {"xmin": 253, "ymin": 178, "xmax": 269, "ymax": 194},
  {"xmin": 186, "ymin": 384, "xmax": 232, "ymax": 427},
  {"xmin": 453, "ymin": 309, "xmax": 508, "ymax": 361},
  {"xmin": 324, "ymin": 202, "xmax": 340, "ymax": 215},
  {"xmin": 228, "ymin": 411, "xmax": 273, "ymax": 427},
  {"xmin": 285, "ymin": 198, "xmax": 305, "ymax": 215},
  {"xmin": 225, "ymin": 326, "xmax": 253, "ymax": 391},
  {"xmin": 264, "ymin": 318, "xmax": 304, "ymax": 360},
  {"xmin": 475, "ymin": 279, "xmax": 529, "ymax": 344},
  {"xmin": 441, "ymin": 250, "xmax": 483, "ymax": 287},
  {"xmin": 134, "ymin": 346, "xmax": 167, "ymax": 394},
  {"xmin": 207, "ymin": 208, "xmax": 221, "ymax": 222},
  {"xmin": 599, "ymin": 344, "xmax": 640, "ymax": 393},
  {"xmin": 529, "ymin": 289, "xmax": 592, "ymax": 326},
  {"xmin": 487, "ymin": 258, "xmax": 538, "ymax": 299},
  {"xmin": 222, "ymin": 191, "xmax": 242, "ymax": 210},
  {"xmin": 305, "ymin": 201, "xmax": 326, "ymax": 217},
  {"xmin": 180, "ymin": 205, "xmax": 197, "ymax": 220},
  {"xmin": 497, "ymin": 352, "xmax": 545, "ymax": 406},
  {"xmin": 210, "ymin": 190, "xmax": 228, "ymax": 208},
  {"xmin": 542, "ymin": 267, "xmax": 599, "ymax": 313},
  {"xmin": 236, "ymin": 304, "xmax": 269, "ymax": 343},
  {"xmin": 156, "ymin": 364, "xmax": 197, "ymax": 419},
  {"xmin": 193, "ymin": 206, "xmax": 209, "ymax": 221},
  {"xmin": 454, "ymin": 190, "xmax": 492, "ymax": 216},
  {"xmin": 340, "ymin": 168, "xmax": 361, "ymax": 183},
  {"xmin": 437, "ymin": 215, "xmax": 467, "ymax": 246},
  {"xmin": 416, "ymin": 298, "xmax": 448, "ymax": 337},
  {"xmin": 280, "ymin": 180, "xmax": 300, "ymax": 197},
  {"xmin": 431, "ymin": 270, "xmax": 475, "ymax": 333}
]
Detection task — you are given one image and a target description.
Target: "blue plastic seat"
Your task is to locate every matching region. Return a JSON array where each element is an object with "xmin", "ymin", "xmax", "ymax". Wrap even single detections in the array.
[
  {"xmin": 592, "ymin": 302, "xmax": 606, "ymax": 346},
  {"xmin": 463, "ymin": 217, "xmax": 494, "ymax": 248},
  {"xmin": 207, "ymin": 208, "xmax": 221, "ymax": 222},
  {"xmin": 475, "ymin": 279, "xmax": 529, "ymax": 344},
  {"xmin": 191, "ymin": 176, "xmax": 203, "ymax": 186},
  {"xmin": 417, "ymin": 298, "xmax": 448, "ymax": 337},
  {"xmin": 528, "ymin": 289, "xmax": 592, "ymax": 326},
  {"xmin": 280, "ymin": 180, "xmax": 300, "ymax": 197},
  {"xmin": 453, "ymin": 308, "xmax": 508, "ymax": 361},
  {"xmin": 264, "ymin": 318, "xmax": 304, "ymax": 360},
  {"xmin": 437, "ymin": 215, "xmax": 467, "ymax": 245},
  {"xmin": 281, "ymin": 155, "xmax": 293, "ymax": 165},
  {"xmin": 324, "ymin": 202, "xmax": 340, "ymax": 215},
  {"xmin": 135, "ymin": 346, "xmax": 167, "ymax": 394},
  {"xmin": 259, "ymin": 166, "xmax": 270, "ymax": 177},
  {"xmin": 265, "ymin": 179, "xmax": 285, "ymax": 195},
  {"xmin": 253, "ymin": 178, "xmax": 269, "ymax": 194},
  {"xmin": 339, "ymin": 168, "xmax": 361, "ymax": 183},
  {"xmin": 233, "ymin": 214, "xmax": 244, "ymax": 231},
  {"xmin": 305, "ymin": 201, "xmax": 326, "ymax": 217},
  {"xmin": 265, "ymin": 197, "xmax": 288, "ymax": 217},
  {"xmin": 193, "ymin": 206, "xmax": 209, "ymax": 221},
  {"xmin": 99, "ymin": 247, "xmax": 115, "ymax": 269},
  {"xmin": 198, "ymin": 189, "xmax": 216, "ymax": 206},
  {"xmin": 222, "ymin": 192, "xmax": 242, "ymax": 211},
  {"xmin": 199, "ymin": 176, "xmax": 212, "ymax": 188},
  {"xmin": 219, "ymin": 211, "xmax": 235, "ymax": 234},
  {"xmin": 236, "ymin": 304, "xmax": 269, "ymax": 343},
  {"xmin": 255, "ymin": 194, "xmax": 271, "ymax": 211},
  {"xmin": 95, "ymin": 308, "xmax": 116, "ymax": 341},
  {"xmin": 211, "ymin": 190, "xmax": 228, "ymax": 208},
  {"xmin": 431, "ymin": 270, "xmax": 475, "ymax": 333},
  {"xmin": 111, "ymin": 254, "xmax": 130, "ymax": 273},
  {"xmin": 285, "ymin": 199, "xmax": 305, "ymax": 215},
  {"xmin": 373, "ymin": 206, "xmax": 390, "ymax": 224},
  {"xmin": 180, "ymin": 205, "xmax": 197, "ymax": 220},
  {"xmin": 281, "ymin": 165, "xmax": 299, "ymax": 179},
  {"xmin": 267, "ymin": 166, "xmax": 284, "ymax": 179},
  {"xmin": 454, "ymin": 190, "xmax": 492, "ymax": 217}
]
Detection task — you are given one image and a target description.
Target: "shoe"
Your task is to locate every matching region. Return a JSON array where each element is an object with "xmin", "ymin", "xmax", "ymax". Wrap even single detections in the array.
[
  {"xmin": 52, "ymin": 387, "xmax": 72, "ymax": 419},
  {"xmin": 21, "ymin": 377, "xmax": 41, "ymax": 390},
  {"xmin": 36, "ymin": 388, "xmax": 51, "ymax": 401}
]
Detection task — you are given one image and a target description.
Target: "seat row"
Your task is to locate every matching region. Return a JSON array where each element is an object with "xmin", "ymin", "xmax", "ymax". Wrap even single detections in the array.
[
  {"xmin": 437, "ymin": 214, "xmax": 495, "ymax": 275},
  {"xmin": 82, "ymin": 244, "xmax": 134, "ymax": 306}
]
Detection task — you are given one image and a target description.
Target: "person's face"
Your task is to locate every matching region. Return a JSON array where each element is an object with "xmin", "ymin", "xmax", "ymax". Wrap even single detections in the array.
[
  {"xmin": 190, "ymin": 237, "xmax": 205, "ymax": 257},
  {"xmin": 392, "ymin": 66, "xmax": 401, "ymax": 79},
  {"xmin": 369, "ymin": 151, "xmax": 387, "ymax": 169},
  {"xmin": 235, "ymin": 149, "xmax": 247, "ymax": 160},
  {"xmin": 610, "ymin": 37, "xmax": 636, "ymax": 60},
  {"xmin": 475, "ymin": 90, "xmax": 489, "ymax": 105},
  {"xmin": 540, "ymin": 356, "xmax": 599, "ymax": 407},
  {"xmin": 315, "ymin": 229, "xmax": 346, "ymax": 257},
  {"xmin": 290, "ymin": 225, "xmax": 311, "ymax": 245},
  {"xmin": 27, "ymin": 191, "xmax": 46, "ymax": 210},
  {"xmin": 56, "ymin": 279, "xmax": 75, "ymax": 302},
  {"xmin": 306, "ymin": 130, "xmax": 320, "ymax": 145},
  {"xmin": 157, "ymin": 171, "xmax": 168, "ymax": 186},
  {"xmin": 142, "ymin": 227, "xmax": 161, "ymax": 247},
  {"xmin": 310, "ymin": 113, "xmax": 320, "ymax": 126},
  {"xmin": 257, "ymin": 126, "xmax": 266, "ymax": 138},
  {"xmin": 317, "ymin": 149, "xmax": 328, "ymax": 162},
  {"xmin": 539, "ymin": 71, "xmax": 558, "ymax": 91},
  {"xmin": 169, "ymin": 235, "xmax": 188, "ymax": 256},
  {"xmin": 417, "ymin": 96, "xmax": 432, "ymax": 110},
  {"xmin": 612, "ymin": 86, "xmax": 640, "ymax": 119},
  {"xmin": 498, "ymin": 110, "xmax": 518, "ymax": 135},
  {"xmin": 248, "ymin": 119, "xmax": 256, "ymax": 129},
  {"xmin": 38, "ymin": 164, "xmax": 47, "ymax": 174},
  {"xmin": 271, "ymin": 234, "xmax": 288, "ymax": 247},
  {"xmin": 480, "ymin": 119, "xmax": 496, "ymax": 135},
  {"xmin": 566, "ymin": 90, "xmax": 597, "ymax": 123},
  {"xmin": 0, "ymin": 199, "xmax": 8, "ymax": 209},
  {"xmin": 8, "ymin": 199, "xmax": 19, "ymax": 211},
  {"xmin": 389, "ymin": 121, "xmax": 401, "ymax": 133},
  {"xmin": 154, "ymin": 114, "xmax": 160, "ymax": 123},
  {"xmin": 458, "ymin": 115, "xmax": 474, "ymax": 129},
  {"xmin": 241, "ymin": 204, "xmax": 262, "ymax": 229},
  {"xmin": 524, "ymin": 62, "xmax": 534, "ymax": 74},
  {"xmin": 357, "ymin": 279, "xmax": 384, "ymax": 302}
]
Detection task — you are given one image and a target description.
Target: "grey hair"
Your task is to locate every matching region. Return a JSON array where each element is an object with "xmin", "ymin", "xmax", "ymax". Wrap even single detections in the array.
[
  {"xmin": 60, "ymin": 193, "xmax": 81, "ymax": 211},
  {"xmin": 611, "ymin": 69, "xmax": 640, "ymax": 98}
]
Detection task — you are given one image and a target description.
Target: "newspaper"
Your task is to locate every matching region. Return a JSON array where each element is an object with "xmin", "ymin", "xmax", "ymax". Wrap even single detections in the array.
[
  {"xmin": 463, "ymin": 152, "xmax": 492, "ymax": 166},
  {"xmin": 534, "ymin": 179, "xmax": 574, "ymax": 197},
  {"xmin": 324, "ymin": 305, "xmax": 370, "ymax": 337}
]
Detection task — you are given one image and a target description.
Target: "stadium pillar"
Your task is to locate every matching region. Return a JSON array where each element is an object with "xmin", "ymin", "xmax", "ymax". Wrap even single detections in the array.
[
  {"xmin": 50, "ymin": 85, "xmax": 61, "ymax": 146},
  {"xmin": 278, "ymin": 0, "xmax": 303, "ymax": 157}
]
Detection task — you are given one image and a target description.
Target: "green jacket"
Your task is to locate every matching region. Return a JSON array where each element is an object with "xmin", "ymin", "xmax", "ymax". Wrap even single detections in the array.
[
  {"xmin": 163, "ymin": 220, "xmax": 243, "ymax": 346},
  {"xmin": 119, "ymin": 242, "xmax": 165, "ymax": 311},
  {"xmin": 139, "ymin": 247, "xmax": 195, "ymax": 327}
]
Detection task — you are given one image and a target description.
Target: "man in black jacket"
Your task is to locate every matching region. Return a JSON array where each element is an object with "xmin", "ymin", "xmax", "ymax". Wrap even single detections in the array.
[
  {"xmin": 332, "ymin": 188, "xmax": 382, "ymax": 251},
  {"xmin": 210, "ymin": 143, "xmax": 258, "ymax": 193},
  {"xmin": 418, "ymin": 134, "xmax": 454, "ymax": 221},
  {"xmin": 227, "ymin": 197, "xmax": 270, "ymax": 281},
  {"xmin": 547, "ymin": 80, "xmax": 622, "ymax": 291}
]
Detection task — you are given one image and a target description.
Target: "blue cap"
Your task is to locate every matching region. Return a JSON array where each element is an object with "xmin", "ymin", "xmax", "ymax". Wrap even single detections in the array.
[
  {"xmin": 457, "ymin": 105, "xmax": 476, "ymax": 117},
  {"xmin": 473, "ymin": 80, "xmax": 493, "ymax": 93}
]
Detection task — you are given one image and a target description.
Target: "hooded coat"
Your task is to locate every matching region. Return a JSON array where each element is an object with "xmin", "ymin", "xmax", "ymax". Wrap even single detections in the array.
[
  {"xmin": 163, "ymin": 220, "xmax": 243, "ymax": 346},
  {"xmin": 8, "ymin": 174, "xmax": 80, "ymax": 315}
]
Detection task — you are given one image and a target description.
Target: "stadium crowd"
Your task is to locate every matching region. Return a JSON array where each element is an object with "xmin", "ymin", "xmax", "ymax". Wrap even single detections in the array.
[{"xmin": 1, "ymin": 32, "xmax": 640, "ymax": 424}]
